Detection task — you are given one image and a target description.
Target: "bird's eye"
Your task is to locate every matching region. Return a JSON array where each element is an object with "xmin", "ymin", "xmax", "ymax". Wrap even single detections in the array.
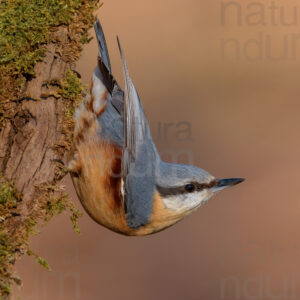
[{"xmin": 185, "ymin": 184, "xmax": 196, "ymax": 193}]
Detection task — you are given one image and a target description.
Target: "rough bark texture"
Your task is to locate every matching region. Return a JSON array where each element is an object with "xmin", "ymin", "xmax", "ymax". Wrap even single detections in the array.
[
  {"xmin": 0, "ymin": 38, "xmax": 69, "ymax": 300},
  {"xmin": 0, "ymin": 43, "xmax": 66, "ymax": 202},
  {"xmin": 0, "ymin": 1, "xmax": 100, "ymax": 298}
]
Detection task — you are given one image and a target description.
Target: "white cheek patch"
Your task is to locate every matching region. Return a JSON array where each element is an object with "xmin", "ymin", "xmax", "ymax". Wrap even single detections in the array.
[{"xmin": 162, "ymin": 190, "xmax": 212, "ymax": 212}]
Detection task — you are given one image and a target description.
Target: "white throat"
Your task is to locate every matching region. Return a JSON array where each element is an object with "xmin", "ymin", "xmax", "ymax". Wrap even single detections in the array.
[{"xmin": 162, "ymin": 189, "xmax": 213, "ymax": 213}]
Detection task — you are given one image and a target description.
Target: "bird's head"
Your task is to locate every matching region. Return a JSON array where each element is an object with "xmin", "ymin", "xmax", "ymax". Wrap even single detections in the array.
[{"xmin": 155, "ymin": 162, "xmax": 244, "ymax": 215}]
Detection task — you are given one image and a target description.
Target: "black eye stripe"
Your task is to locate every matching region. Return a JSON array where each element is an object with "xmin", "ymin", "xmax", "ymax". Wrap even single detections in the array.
[
  {"xmin": 185, "ymin": 184, "xmax": 196, "ymax": 193},
  {"xmin": 156, "ymin": 180, "xmax": 217, "ymax": 197}
]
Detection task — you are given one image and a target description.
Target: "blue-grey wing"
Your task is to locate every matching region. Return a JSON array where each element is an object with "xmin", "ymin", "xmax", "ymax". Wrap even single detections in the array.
[
  {"xmin": 118, "ymin": 38, "xmax": 158, "ymax": 229},
  {"xmin": 94, "ymin": 20, "xmax": 158, "ymax": 229}
]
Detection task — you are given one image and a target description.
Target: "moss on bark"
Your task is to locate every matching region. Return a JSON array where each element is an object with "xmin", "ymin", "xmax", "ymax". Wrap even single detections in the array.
[{"xmin": 0, "ymin": 0, "xmax": 100, "ymax": 298}]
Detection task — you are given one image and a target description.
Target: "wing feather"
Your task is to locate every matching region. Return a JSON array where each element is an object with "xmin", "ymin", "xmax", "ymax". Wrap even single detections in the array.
[{"xmin": 117, "ymin": 37, "xmax": 156, "ymax": 228}]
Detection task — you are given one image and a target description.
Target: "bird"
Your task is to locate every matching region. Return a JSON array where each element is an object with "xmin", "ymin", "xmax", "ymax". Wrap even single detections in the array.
[{"xmin": 68, "ymin": 19, "xmax": 244, "ymax": 236}]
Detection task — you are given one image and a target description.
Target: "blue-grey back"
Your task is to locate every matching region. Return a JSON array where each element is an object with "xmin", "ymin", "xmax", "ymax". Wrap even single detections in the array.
[{"xmin": 97, "ymin": 85, "xmax": 124, "ymax": 147}]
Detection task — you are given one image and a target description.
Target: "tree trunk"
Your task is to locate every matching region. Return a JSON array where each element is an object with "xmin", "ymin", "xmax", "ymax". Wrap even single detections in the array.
[
  {"xmin": 0, "ymin": 1, "xmax": 99, "ymax": 298},
  {"xmin": 0, "ymin": 37, "xmax": 70, "ymax": 300},
  {"xmin": 0, "ymin": 43, "xmax": 66, "ymax": 204}
]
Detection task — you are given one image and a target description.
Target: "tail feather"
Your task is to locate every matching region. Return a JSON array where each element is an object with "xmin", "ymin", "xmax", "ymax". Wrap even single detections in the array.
[
  {"xmin": 79, "ymin": 19, "xmax": 124, "ymax": 119},
  {"xmin": 94, "ymin": 18, "xmax": 117, "ymax": 95},
  {"xmin": 94, "ymin": 18, "xmax": 111, "ymax": 72},
  {"xmin": 93, "ymin": 19, "xmax": 125, "ymax": 116},
  {"xmin": 81, "ymin": 18, "xmax": 113, "ymax": 117},
  {"xmin": 93, "ymin": 18, "xmax": 114, "ymax": 95}
]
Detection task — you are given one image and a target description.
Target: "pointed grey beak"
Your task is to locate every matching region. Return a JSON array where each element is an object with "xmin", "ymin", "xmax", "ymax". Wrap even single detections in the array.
[{"xmin": 212, "ymin": 178, "xmax": 245, "ymax": 192}]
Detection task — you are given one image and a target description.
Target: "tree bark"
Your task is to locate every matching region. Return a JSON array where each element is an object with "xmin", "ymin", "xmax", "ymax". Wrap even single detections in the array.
[
  {"xmin": 0, "ymin": 27, "xmax": 82, "ymax": 299},
  {"xmin": 0, "ymin": 1, "xmax": 100, "ymax": 295},
  {"xmin": 0, "ymin": 43, "xmax": 66, "ymax": 200}
]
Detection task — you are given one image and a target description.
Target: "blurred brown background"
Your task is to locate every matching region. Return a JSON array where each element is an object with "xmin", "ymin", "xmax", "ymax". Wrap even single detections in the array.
[{"xmin": 14, "ymin": 0, "xmax": 300, "ymax": 299}]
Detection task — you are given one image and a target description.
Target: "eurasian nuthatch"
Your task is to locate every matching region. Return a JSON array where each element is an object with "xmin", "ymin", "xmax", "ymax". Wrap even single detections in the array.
[{"xmin": 69, "ymin": 19, "xmax": 244, "ymax": 236}]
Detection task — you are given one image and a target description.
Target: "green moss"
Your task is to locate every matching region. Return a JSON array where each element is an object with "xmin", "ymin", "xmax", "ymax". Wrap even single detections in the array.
[
  {"xmin": 25, "ymin": 218, "xmax": 39, "ymax": 236},
  {"xmin": 0, "ymin": 181, "xmax": 19, "ymax": 205},
  {"xmin": 0, "ymin": 0, "xmax": 99, "ymax": 298},
  {"xmin": 27, "ymin": 250, "xmax": 51, "ymax": 271},
  {"xmin": 0, "ymin": 0, "xmax": 82, "ymax": 77},
  {"xmin": 65, "ymin": 107, "xmax": 75, "ymax": 117},
  {"xmin": 0, "ymin": 0, "xmax": 99, "ymax": 127},
  {"xmin": 0, "ymin": 230, "xmax": 13, "ymax": 269},
  {"xmin": 59, "ymin": 70, "xmax": 85, "ymax": 104},
  {"xmin": 0, "ymin": 175, "xmax": 82, "ymax": 298},
  {"xmin": 43, "ymin": 187, "xmax": 82, "ymax": 234},
  {"xmin": 0, "ymin": 283, "xmax": 11, "ymax": 296},
  {"xmin": 0, "ymin": 176, "xmax": 22, "ymax": 299},
  {"xmin": 56, "ymin": 70, "xmax": 87, "ymax": 153},
  {"xmin": 46, "ymin": 196, "xmax": 67, "ymax": 217},
  {"xmin": 69, "ymin": 205, "xmax": 82, "ymax": 234},
  {"xmin": 0, "ymin": 176, "xmax": 21, "ymax": 220}
]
